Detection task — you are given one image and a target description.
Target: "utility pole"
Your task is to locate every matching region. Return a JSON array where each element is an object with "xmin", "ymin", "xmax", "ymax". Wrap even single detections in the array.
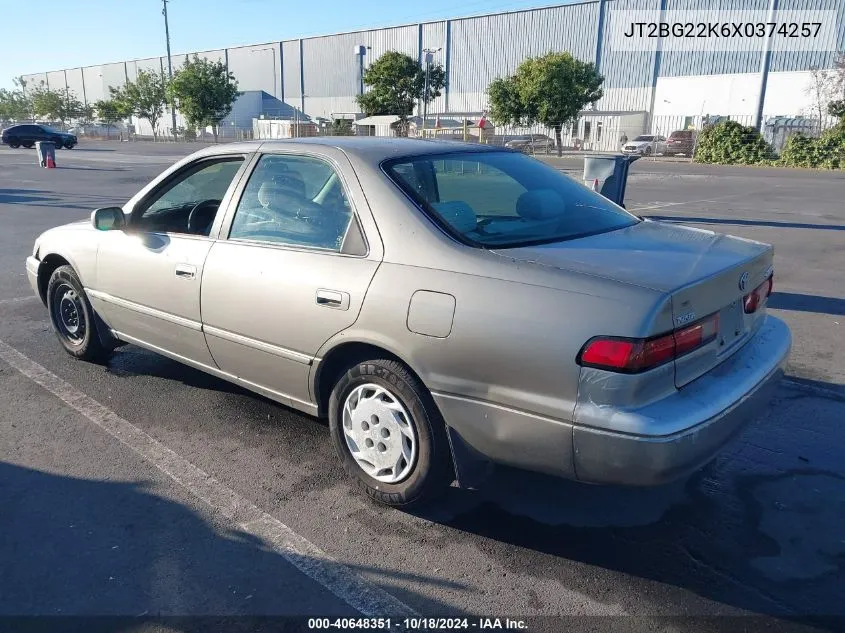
[
  {"xmin": 162, "ymin": 0, "xmax": 177, "ymax": 140},
  {"xmin": 421, "ymin": 47, "xmax": 440, "ymax": 135}
]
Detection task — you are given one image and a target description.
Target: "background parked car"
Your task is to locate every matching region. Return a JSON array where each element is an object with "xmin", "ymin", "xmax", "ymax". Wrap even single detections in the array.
[
  {"xmin": 664, "ymin": 130, "xmax": 697, "ymax": 156},
  {"xmin": 622, "ymin": 134, "xmax": 666, "ymax": 156},
  {"xmin": 504, "ymin": 134, "xmax": 554, "ymax": 153},
  {"xmin": 1, "ymin": 124, "xmax": 77, "ymax": 149}
]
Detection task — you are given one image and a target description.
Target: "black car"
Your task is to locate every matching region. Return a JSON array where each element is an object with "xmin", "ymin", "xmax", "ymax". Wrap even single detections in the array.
[{"xmin": 1, "ymin": 124, "xmax": 77, "ymax": 149}]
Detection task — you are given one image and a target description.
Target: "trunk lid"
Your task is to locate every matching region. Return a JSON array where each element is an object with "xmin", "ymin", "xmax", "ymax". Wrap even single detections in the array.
[{"xmin": 493, "ymin": 219, "xmax": 773, "ymax": 387}]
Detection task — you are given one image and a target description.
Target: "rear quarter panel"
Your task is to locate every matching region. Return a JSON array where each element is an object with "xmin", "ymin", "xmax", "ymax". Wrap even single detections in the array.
[{"xmin": 319, "ymin": 258, "xmax": 671, "ymax": 432}]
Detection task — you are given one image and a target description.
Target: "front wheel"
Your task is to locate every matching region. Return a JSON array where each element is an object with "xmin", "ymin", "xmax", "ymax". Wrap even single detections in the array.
[
  {"xmin": 65, "ymin": 142, "xmax": 75, "ymax": 149},
  {"xmin": 328, "ymin": 358, "xmax": 453, "ymax": 508},
  {"xmin": 47, "ymin": 265, "xmax": 112, "ymax": 362}
]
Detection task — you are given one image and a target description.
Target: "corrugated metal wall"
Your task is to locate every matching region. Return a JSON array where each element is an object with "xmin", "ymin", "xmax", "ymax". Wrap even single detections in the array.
[
  {"xmin": 449, "ymin": 3, "xmax": 601, "ymax": 112},
  {"xmin": 14, "ymin": 0, "xmax": 842, "ymax": 125},
  {"xmin": 282, "ymin": 40, "xmax": 302, "ymax": 103},
  {"xmin": 658, "ymin": 0, "xmax": 768, "ymax": 77},
  {"xmin": 770, "ymin": 0, "xmax": 845, "ymax": 72},
  {"xmin": 599, "ymin": 0, "xmax": 660, "ymax": 110},
  {"xmin": 227, "ymin": 43, "xmax": 281, "ymax": 98}
]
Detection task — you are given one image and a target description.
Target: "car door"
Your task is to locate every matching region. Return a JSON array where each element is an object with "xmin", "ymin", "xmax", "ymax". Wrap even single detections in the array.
[
  {"xmin": 89, "ymin": 154, "xmax": 250, "ymax": 369},
  {"xmin": 199, "ymin": 151, "xmax": 381, "ymax": 410}
]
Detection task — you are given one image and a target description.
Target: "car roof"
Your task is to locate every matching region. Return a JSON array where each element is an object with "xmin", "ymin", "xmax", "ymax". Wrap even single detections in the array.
[{"xmin": 192, "ymin": 137, "xmax": 508, "ymax": 164}]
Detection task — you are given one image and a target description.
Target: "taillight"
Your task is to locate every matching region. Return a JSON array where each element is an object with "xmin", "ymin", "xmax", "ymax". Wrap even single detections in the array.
[
  {"xmin": 744, "ymin": 274, "xmax": 773, "ymax": 314},
  {"xmin": 578, "ymin": 313, "xmax": 719, "ymax": 373}
]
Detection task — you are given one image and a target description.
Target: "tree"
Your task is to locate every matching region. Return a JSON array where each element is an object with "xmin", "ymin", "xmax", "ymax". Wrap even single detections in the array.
[
  {"xmin": 167, "ymin": 55, "xmax": 240, "ymax": 142},
  {"xmin": 356, "ymin": 51, "xmax": 445, "ymax": 136},
  {"xmin": 488, "ymin": 52, "xmax": 604, "ymax": 156},
  {"xmin": 94, "ymin": 98, "xmax": 130, "ymax": 138},
  {"xmin": 115, "ymin": 69, "xmax": 169, "ymax": 140},
  {"xmin": 0, "ymin": 88, "xmax": 32, "ymax": 121},
  {"xmin": 330, "ymin": 118, "xmax": 354, "ymax": 136},
  {"xmin": 805, "ymin": 66, "xmax": 837, "ymax": 132},
  {"xmin": 31, "ymin": 86, "xmax": 84, "ymax": 127}
]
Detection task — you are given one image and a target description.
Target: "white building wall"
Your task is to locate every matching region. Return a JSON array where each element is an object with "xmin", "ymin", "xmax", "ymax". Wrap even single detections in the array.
[{"xmin": 654, "ymin": 70, "xmax": 822, "ymax": 122}]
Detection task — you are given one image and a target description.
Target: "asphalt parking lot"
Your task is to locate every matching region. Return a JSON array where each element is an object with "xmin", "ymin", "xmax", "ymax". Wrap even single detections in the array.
[{"xmin": 1, "ymin": 141, "xmax": 843, "ymax": 632}]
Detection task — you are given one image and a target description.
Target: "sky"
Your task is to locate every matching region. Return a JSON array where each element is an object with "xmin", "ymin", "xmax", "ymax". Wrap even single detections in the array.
[{"xmin": 0, "ymin": 0, "xmax": 566, "ymax": 90}]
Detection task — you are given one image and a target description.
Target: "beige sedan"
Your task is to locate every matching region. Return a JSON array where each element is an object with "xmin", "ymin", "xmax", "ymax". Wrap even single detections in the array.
[{"xmin": 26, "ymin": 138, "xmax": 790, "ymax": 507}]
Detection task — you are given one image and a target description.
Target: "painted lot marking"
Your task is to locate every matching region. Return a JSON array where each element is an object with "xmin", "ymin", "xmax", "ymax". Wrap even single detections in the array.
[
  {"xmin": 0, "ymin": 338, "xmax": 417, "ymax": 618},
  {"xmin": 0, "ymin": 296, "xmax": 38, "ymax": 306}
]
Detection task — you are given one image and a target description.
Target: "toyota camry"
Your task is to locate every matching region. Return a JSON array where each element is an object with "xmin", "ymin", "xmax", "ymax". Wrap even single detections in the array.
[{"xmin": 25, "ymin": 138, "xmax": 791, "ymax": 507}]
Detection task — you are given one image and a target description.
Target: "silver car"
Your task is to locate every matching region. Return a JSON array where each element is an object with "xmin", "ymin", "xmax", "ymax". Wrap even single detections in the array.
[
  {"xmin": 623, "ymin": 134, "xmax": 667, "ymax": 156},
  {"xmin": 25, "ymin": 138, "xmax": 791, "ymax": 507}
]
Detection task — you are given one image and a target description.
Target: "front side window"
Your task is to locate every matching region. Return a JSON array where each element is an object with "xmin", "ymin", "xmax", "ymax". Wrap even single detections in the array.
[
  {"xmin": 135, "ymin": 157, "xmax": 244, "ymax": 235},
  {"xmin": 384, "ymin": 151, "xmax": 638, "ymax": 249},
  {"xmin": 229, "ymin": 154, "xmax": 354, "ymax": 252},
  {"xmin": 634, "ymin": 135, "xmax": 655, "ymax": 142}
]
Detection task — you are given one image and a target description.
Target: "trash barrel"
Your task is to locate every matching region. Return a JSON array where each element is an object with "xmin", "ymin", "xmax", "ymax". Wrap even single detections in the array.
[
  {"xmin": 583, "ymin": 154, "xmax": 639, "ymax": 207},
  {"xmin": 35, "ymin": 141, "xmax": 57, "ymax": 168}
]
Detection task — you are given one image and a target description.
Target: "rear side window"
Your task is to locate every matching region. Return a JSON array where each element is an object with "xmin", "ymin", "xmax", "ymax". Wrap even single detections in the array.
[
  {"xmin": 228, "ymin": 154, "xmax": 355, "ymax": 252},
  {"xmin": 384, "ymin": 151, "xmax": 638, "ymax": 249}
]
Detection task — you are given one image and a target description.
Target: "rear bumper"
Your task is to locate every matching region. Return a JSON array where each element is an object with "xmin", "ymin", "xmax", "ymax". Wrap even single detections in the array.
[{"xmin": 572, "ymin": 315, "xmax": 791, "ymax": 485}]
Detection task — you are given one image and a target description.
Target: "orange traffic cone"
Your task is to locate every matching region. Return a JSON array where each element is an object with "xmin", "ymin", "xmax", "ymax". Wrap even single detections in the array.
[
  {"xmin": 592, "ymin": 178, "xmax": 599, "ymax": 191},
  {"xmin": 45, "ymin": 155, "xmax": 56, "ymax": 169}
]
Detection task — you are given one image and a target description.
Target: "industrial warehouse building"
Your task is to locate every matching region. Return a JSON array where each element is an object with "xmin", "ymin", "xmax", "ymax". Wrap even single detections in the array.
[{"xmin": 19, "ymin": 0, "xmax": 845, "ymax": 151}]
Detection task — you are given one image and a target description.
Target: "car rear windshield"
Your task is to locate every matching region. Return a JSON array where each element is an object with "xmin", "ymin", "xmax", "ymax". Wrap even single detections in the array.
[{"xmin": 383, "ymin": 151, "xmax": 639, "ymax": 248}]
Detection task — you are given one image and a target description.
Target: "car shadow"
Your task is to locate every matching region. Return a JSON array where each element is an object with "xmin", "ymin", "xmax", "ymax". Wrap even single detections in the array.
[
  {"xmin": 646, "ymin": 215, "xmax": 845, "ymax": 232},
  {"xmin": 406, "ymin": 376, "xmax": 845, "ymax": 625},
  {"xmin": 768, "ymin": 292, "xmax": 845, "ymax": 317},
  {"xmin": 0, "ymin": 461, "xmax": 460, "ymax": 628},
  {"xmin": 58, "ymin": 165, "xmax": 128, "ymax": 172},
  {"xmin": 71, "ymin": 147, "xmax": 117, "ymax": 152},
  {"xmin": 88, "ymin": 341, "xmax": 844, "ymax": 625}
]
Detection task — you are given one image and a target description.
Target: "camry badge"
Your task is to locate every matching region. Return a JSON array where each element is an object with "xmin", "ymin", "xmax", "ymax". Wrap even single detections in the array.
[{"xmin": 738, "ymin": 272, "xmax": 750, "ymax": 292}]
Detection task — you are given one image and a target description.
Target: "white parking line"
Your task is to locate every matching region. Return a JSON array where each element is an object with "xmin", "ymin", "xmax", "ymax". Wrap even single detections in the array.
[
  {"xmin": 0, "ymin": 296, "xmax": 38, "ymax": 306},
  {"xmin": 0, "ymin": 338, "xmax": 417, "ymax": 618}
]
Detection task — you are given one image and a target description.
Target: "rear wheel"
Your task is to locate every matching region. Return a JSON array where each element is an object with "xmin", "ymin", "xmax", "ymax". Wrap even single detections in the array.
[
  {"xmin": 8, "ymin": 139, "xmax": 20, "ymax": 148},
  {"xmin": 46, "ymin": 265, "xmax": 112, "ymax": 362},
  {"xmin": 328, "ymin": 358, "xmax": 453, "ymax": 508},
  {"xmin": 644, "ymin": 146, "xmax": 653, "ymax": 156}
]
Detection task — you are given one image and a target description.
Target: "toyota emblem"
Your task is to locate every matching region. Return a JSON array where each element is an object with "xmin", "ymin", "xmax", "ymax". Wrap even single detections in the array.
[{"xmin": 738, "ymin": 271, "xmax": 750, "ymax": 292}]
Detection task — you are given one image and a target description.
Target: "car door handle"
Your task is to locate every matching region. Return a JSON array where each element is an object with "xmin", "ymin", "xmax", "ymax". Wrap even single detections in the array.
[
  {"xmin": 175, "ymin": 264, "xmax": 196, "ymax": 280},
  {"xmin": 316, "ymin": 289, "xmax": 350, "ymax": 310}
]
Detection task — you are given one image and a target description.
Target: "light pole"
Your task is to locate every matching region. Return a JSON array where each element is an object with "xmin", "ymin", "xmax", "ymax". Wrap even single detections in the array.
[
  {"xmin": 162, "ymin": 0, "xmax": 177, "ymax": 140},
  {"xmin": 250, "ymin": 47, "xmax": 278, "ymax": 99},
  {"xmin": 421, "ymin": 47, "xmax": 441, "ymax": 135}
]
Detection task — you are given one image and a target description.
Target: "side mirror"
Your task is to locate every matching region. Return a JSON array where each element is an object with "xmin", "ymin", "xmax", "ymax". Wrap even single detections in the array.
[{"xmin": 91, "ymin": 207, "xmax": 126, "ymax": 231}]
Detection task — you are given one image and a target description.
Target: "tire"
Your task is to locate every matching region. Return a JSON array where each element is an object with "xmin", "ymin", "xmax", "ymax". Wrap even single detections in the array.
[
  {"xmin": 65, "ymin": 142, "xmax": 75, "ymax": 149},
  {"xmin": 644, "ymin": 146, "xmax": 653, "ymax": 156},
  {"xmin": 22, "ymin": 142, "xmax": 34, "ymax": 149},
  {"xmin": 46, "ymin": 265, "xmax": 111, "ymax": 362},
  {"xmin": 8, "ymin": 139, "xmax": 20, "ymax": 148},
  {"xmin": 53, "ymin": 138, "xmax": 64, "ymax": 149},
  {"xmin": 328, "ymin": 358, "xmax": 453, "ymax": 508}
]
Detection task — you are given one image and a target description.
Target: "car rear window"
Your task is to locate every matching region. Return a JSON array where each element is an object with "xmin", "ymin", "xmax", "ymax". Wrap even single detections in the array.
[{"xmin": 383, "ymin": 151, "xmax": 638, "ymax": 249}]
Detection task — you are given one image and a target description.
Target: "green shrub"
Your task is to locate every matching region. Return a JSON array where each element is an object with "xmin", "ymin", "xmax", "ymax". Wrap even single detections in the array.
[
  {"xmin": 694, "ymin": 120, "xmax": 773, "ymax": 165},
  {"xmin": 780, "ymin": 126, "xmax": 845, "ymax": 169}
]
